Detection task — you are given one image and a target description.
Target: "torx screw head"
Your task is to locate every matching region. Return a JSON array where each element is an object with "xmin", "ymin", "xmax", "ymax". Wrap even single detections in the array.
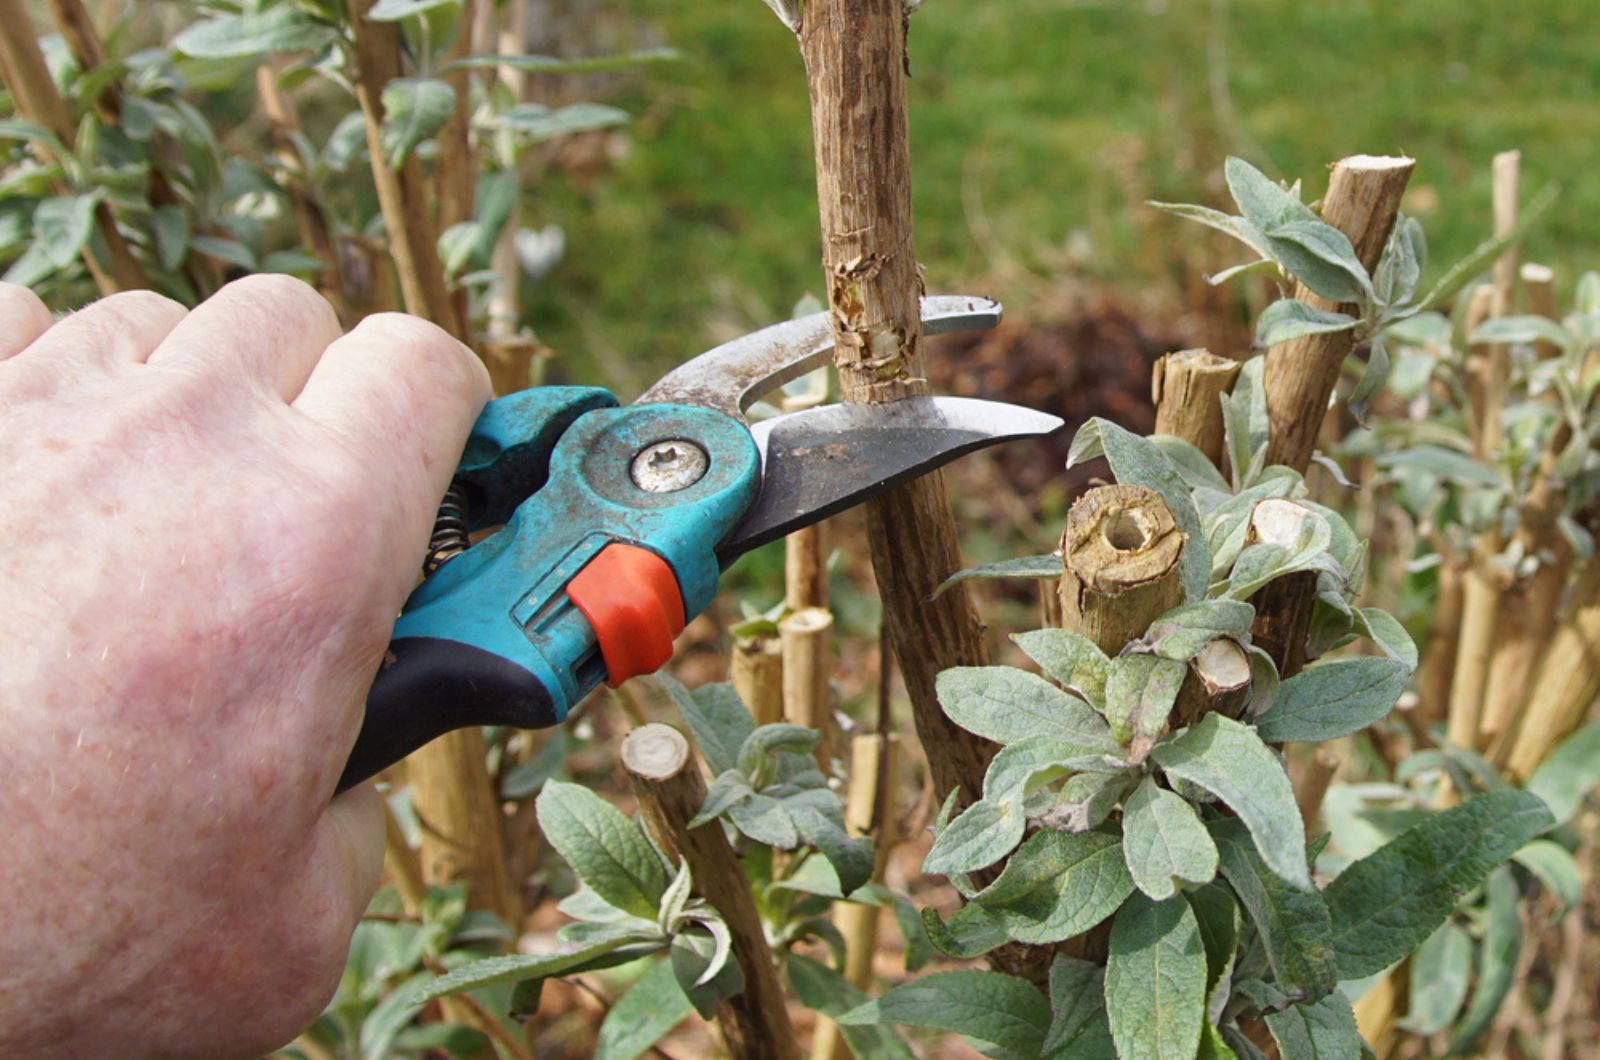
[{"xmin": 630, "ymin": 439, "xmax": 708, "ymax": 493}]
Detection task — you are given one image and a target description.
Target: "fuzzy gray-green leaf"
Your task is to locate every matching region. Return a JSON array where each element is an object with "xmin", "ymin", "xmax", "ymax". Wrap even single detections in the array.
[
  {"xmin": 1325, "ymin": 790, "xmax": 1553, "ymax": 978},
  {"xmin": 1255, "ymin": 658, "xmax": 1410, "ymax": 743},
  {"xmin": 1123, "ymin": 776, "xmax": 1220, "ymax": 900},
  {"xmin": 937, "ymin": 666, "xmax": 1120, "ymax": 748},
  {"xmin": 837, "ymin": 971, "xmax": 1052, "ymax": 1057},
  {"xmin": 936, "ymin": 554, "xmax": 1061, "ymax": 597},
  {"xmin": 1106, "ymin": 894, "xmax": 1208, "ymax": 1060},
  {"xmin": 923, "ymin": 797, "xmax": 1025, "ymax": 876},
  {"xmin": 1152, "ymin": 714, "xmax": 1309, "ymax": 889},
  {"xmin": 593, "ymin": 958, "xmax": 693, "ymax": 1060},
  {"xmin": 1266, "ymin": 219, "xmax": 1374, "ymax": 304},
  {"xmin": 1011, "ymin": 628, "xmax": 1111, "ymax": 710},
  {"xmin": 1255, "ymin": 299, "xmax": 1359, "ymax": 347},
  {"xmin": 659, "ymin": 676, "xmax": 753, "ymax": 776},
  {"xmin": 1144, "ymin": 600, "xmax": 1256, "ymax": 660},
  {"xmin": 1106, "ymin": 654, "xmax": 1187, "ymax": 760},
  {"xmin": 536, "ymin": 781, "xmax": 670, "ymax": 919},
  {"xmin": 787, "ymin": 956, "xmax": 915, "ymax": 1059},
  {"xmin": 962, "ymin": 830, "xmax": 1135, "ymax": 945},
  {"xmin": 380, "ymin": 78, "xmax": 457, "ymax": 169},
  {"xmin": 1211, "ymin": 818, "xmax": 1337, "ymax": 999},
  {"xmin": 1042, "ymin": 955, "xmax": 1115, "ymax": 1058},
  {"xmin": 1263, "ymin": 989, "xmax": 1363, "ymax": 1060}
]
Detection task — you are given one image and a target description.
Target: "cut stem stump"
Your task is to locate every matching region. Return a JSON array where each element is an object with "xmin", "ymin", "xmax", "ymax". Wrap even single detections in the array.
[
  {"xmin": 621, "ymin": 724, "xmax": 801, "ymax": 1060},
  {"xmin": 780, "ymin": 607, "xmax": 835, "ymax": 769},
  {"xmin": 1152, "ymin": 348, "xmax": 1241, "ymax": 469},
  {"xmin": 1261, "ymin": 155, "xmax": 1414, "ymax": 473},
  {"xmin": 798, "ymin": 0, "xmax": 997, "ymax": 805},
  {"xmin": 731, "ymin": 633, "xmax": 785, "ymax": 727},
  {"xmin": 1058, "ymin": 484, "xmax": 1185, "ymax": 656}
]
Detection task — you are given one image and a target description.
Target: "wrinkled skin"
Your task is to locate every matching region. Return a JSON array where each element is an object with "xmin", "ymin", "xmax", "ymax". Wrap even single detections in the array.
[{"xmin": 0, "ymin": 276, "xmax": 490, "ymax": 1058}]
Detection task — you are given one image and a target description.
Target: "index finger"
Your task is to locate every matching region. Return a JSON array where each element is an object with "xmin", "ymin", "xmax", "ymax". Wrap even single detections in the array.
[{"xmin": 293, "ymin": 313, "xmax": 491, "ymax": 602}]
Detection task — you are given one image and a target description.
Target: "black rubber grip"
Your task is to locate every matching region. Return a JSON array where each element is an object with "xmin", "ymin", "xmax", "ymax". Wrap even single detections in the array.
[{"xmin": 338, "ymin": 637, "xmax": 560, "ymax": 792}]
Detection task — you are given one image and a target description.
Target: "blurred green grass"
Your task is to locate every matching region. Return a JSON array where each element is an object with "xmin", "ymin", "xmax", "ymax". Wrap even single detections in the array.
[{"xmin": 524, "ymin": 0, "xmax": 1600, "ymax": 388}]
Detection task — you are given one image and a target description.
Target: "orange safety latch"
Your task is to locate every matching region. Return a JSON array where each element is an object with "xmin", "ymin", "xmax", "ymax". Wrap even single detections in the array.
[{"xmin": 565, "ymin": 543, "xmax": 686, "ymax": 687}]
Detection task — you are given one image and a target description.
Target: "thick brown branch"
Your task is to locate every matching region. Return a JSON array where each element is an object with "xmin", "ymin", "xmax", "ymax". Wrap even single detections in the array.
[{"xmin": 798, "ymin": 0, "xmax": 996, "ymax": 809}]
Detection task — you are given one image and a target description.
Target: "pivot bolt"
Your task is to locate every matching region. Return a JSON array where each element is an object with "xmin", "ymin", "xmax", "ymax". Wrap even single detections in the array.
[{"xmin": 631, "ymin": 440, "xmax": 708, "ymax": 493}]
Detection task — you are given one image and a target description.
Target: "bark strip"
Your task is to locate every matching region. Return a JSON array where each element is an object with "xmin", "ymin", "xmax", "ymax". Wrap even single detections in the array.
[{"xmin": 622, "ymin": 724, "xmax": 801, "ymax": 1060}]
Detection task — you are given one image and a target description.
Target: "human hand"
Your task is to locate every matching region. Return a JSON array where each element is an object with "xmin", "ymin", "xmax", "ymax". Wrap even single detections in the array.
[{"xmin": 0, "ymin": 276, "xmax": 491, "ymax": 1058}]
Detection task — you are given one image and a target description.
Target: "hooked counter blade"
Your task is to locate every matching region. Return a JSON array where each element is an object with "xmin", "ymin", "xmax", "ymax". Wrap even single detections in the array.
[
  {"xmin": 636, "ymin": 295, "xmax": 1001, "ymax": 417},
  {"xmin": 716, "ymin": 396, "xmax": 1064, "ymax": 563}
]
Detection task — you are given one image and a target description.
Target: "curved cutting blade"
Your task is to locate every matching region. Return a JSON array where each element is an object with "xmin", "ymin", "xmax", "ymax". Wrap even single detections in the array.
[
  {"xmin": 637, "ymin": 295, "xmax": 1002, "ymax": 416},
  {"xmin": 717, "ymin": 396, "xmax": 1064, "ymax": 563}
]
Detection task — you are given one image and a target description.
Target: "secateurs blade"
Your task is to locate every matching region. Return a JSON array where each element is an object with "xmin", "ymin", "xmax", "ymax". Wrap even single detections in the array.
[{"xmin": 338, "ymin": 297, "xmax": 1063, "ymax": 790}]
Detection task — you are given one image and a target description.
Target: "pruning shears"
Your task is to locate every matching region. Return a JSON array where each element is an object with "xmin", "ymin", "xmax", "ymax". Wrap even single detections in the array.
[{"xmin": 338, "ymin": 296, "xmax": 1063, "ymax": 791}]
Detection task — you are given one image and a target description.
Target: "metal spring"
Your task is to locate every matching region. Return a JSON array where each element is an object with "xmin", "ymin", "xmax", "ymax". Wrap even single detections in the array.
[{"xmin": 423, "ymin": 481, "xmax": 471, "ymax": 574}]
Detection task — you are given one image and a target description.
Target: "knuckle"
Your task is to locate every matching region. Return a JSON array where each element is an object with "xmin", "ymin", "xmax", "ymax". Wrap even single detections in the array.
[
  {"xmin": 355, "ymin": 313, "xmax": 490, "ymax": 400},
  {"xmin": 0, "ymin": 281, "xmax": 52, "ymax": 330},
  {"xmin": 218, "ymin": 273, "xmax": 338, "ymax": 333}
]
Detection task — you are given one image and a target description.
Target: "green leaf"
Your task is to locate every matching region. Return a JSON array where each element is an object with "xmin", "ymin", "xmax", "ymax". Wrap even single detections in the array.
[
  {"xmin": 934, "ymin": 553, "xmax": 1061, "ymax": 597},
  {"xmin": 444, "ymin": 48, "xmax": 680, "ymax": 75},
  {"xmin": 493, "ymin": 102, "xmax": 630, "ymax": 142},
  {"xmin": 380, "ymin": 78, "xmax": 457, "ymax": 169},
  {"xmin": 536, "ymin": 781, "xmax": 670, "ymax": 919},
  {"xmin": 1147, "ymin": 198, "xmax": 1273, "ymax": 263},
  {"xmin": 1037, "ymin": 771, "xmax": 1140, "ymax": 835},
  {"xmin": 1525, "ymin": 721, "xmax": 1600, "ymax": 824},
  {"xmin": 406, "ymin": 933, "xmax": 658, "ymax": 1005},
  {"xmin": 1042, "ymin": 955, "xmax": 1115, "ymax": 1058},
  {"xmin": 1447, "ymin": 866, "xmax": 1521, "ymax": 1053},
  {"xmin": 366, "ymin": 0, "xmax": 460, "ymax": 20},
  {"xmin": 1400, "ymin": 921, "xmax": 1472, "ymax": 1035},
  {"xmin": 787, "ymin": 956, "xmax": 915, "ymax": 1060},
  {"xmin": 1152, "ymin": 714, "xmax": 1309, "ymax": 889},
  {"xmin": 837, "ymin": 971, "xmax": 1052, "ymax": 1057},
  {"xmin": 1255, "ymin": 658, "xmax": 1410, "ymax": 743},
  {"xmin": 1325, "ymin": 790, "xmax": 1554, "ymax": 978},
  {"xmin": 1263, "ymin": 989, "xmax": 1363, "ymax": 1060},
  {"xmin": 1106, "ymin": 654, "xmax": 1187, "ymax": 760},
  {"xmin": 1144, "ymin": 600, "xmax": 1256, "ymax": 660},
  {"xmin": 937, "ymin": 666, "xmax": 1120, "ymax": 749},
  {"xmin": 923, "ymin": 796, "xmax": 1025, "ymax": 876},
  {"xmin": 593, "ymin": 959, "xmax": 693, "ymax": 1060},
  {"xmin": 1211, "ymin": 818, "xmax": 1337, "ymax": 999},
  {"xmin": 1106, "ymin": 894, "xmax": 1208, "ymax": 1060},
  {"xmin": 737, "ymin": 723, "xmax": 821, "ymax": 775},
  {"xmin": 856, "ymin": 884, "xmax": 936, "ymax": 973},
  {"xmin": 1353, "ymin": 608, "xmax": 1418, "ymax": 669},
  {"xmin": 1067, "ymin": 418, "xmax": 1211, "ymax": 601},
  {"xmin": 1225, "ymin": 156, "xmax": 1319, "ymax": 233},
  {"xmin": 1266, "ymin": 218, "xmax": 1374, "ymax": 304},
  {"xmin": 1123, "ymin": 776, "xmax": 1220, "ymax": 900},
  {"xmin": 670, "ymin": 927, "xmax": 744, "ymax": 1019},
  {"xmin": 322, "ymin": 111, "xmax": 369, "ymax": 173},
  {"xmin": 1255, "ymin": 299, "xmax": 1359, "ymax": 347},
  {"xmin": 173, "ymin": 7, "xmax": 337, "ymax": 59},
  {"xmin": 659, "ymin": 677, "xmax": 753, "ymax": 776},
  {"xmin": 1512, "ymin": 839, "xmax": 1580, "ymax": 917},
  {"xmin": 1010, "ymin": 628, "xmax": 1111, "ymax": 710},
  {"xmin": 33, "ymin": 193, "xmax": 101, "ymax": 269},
  {"xmin": 1347, "ymin": 336, "xmax": 1390, "ymax": 423},
  {"xmin": 959, "ymin": 830, "xmax": 1135, "ymax": 945}
]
